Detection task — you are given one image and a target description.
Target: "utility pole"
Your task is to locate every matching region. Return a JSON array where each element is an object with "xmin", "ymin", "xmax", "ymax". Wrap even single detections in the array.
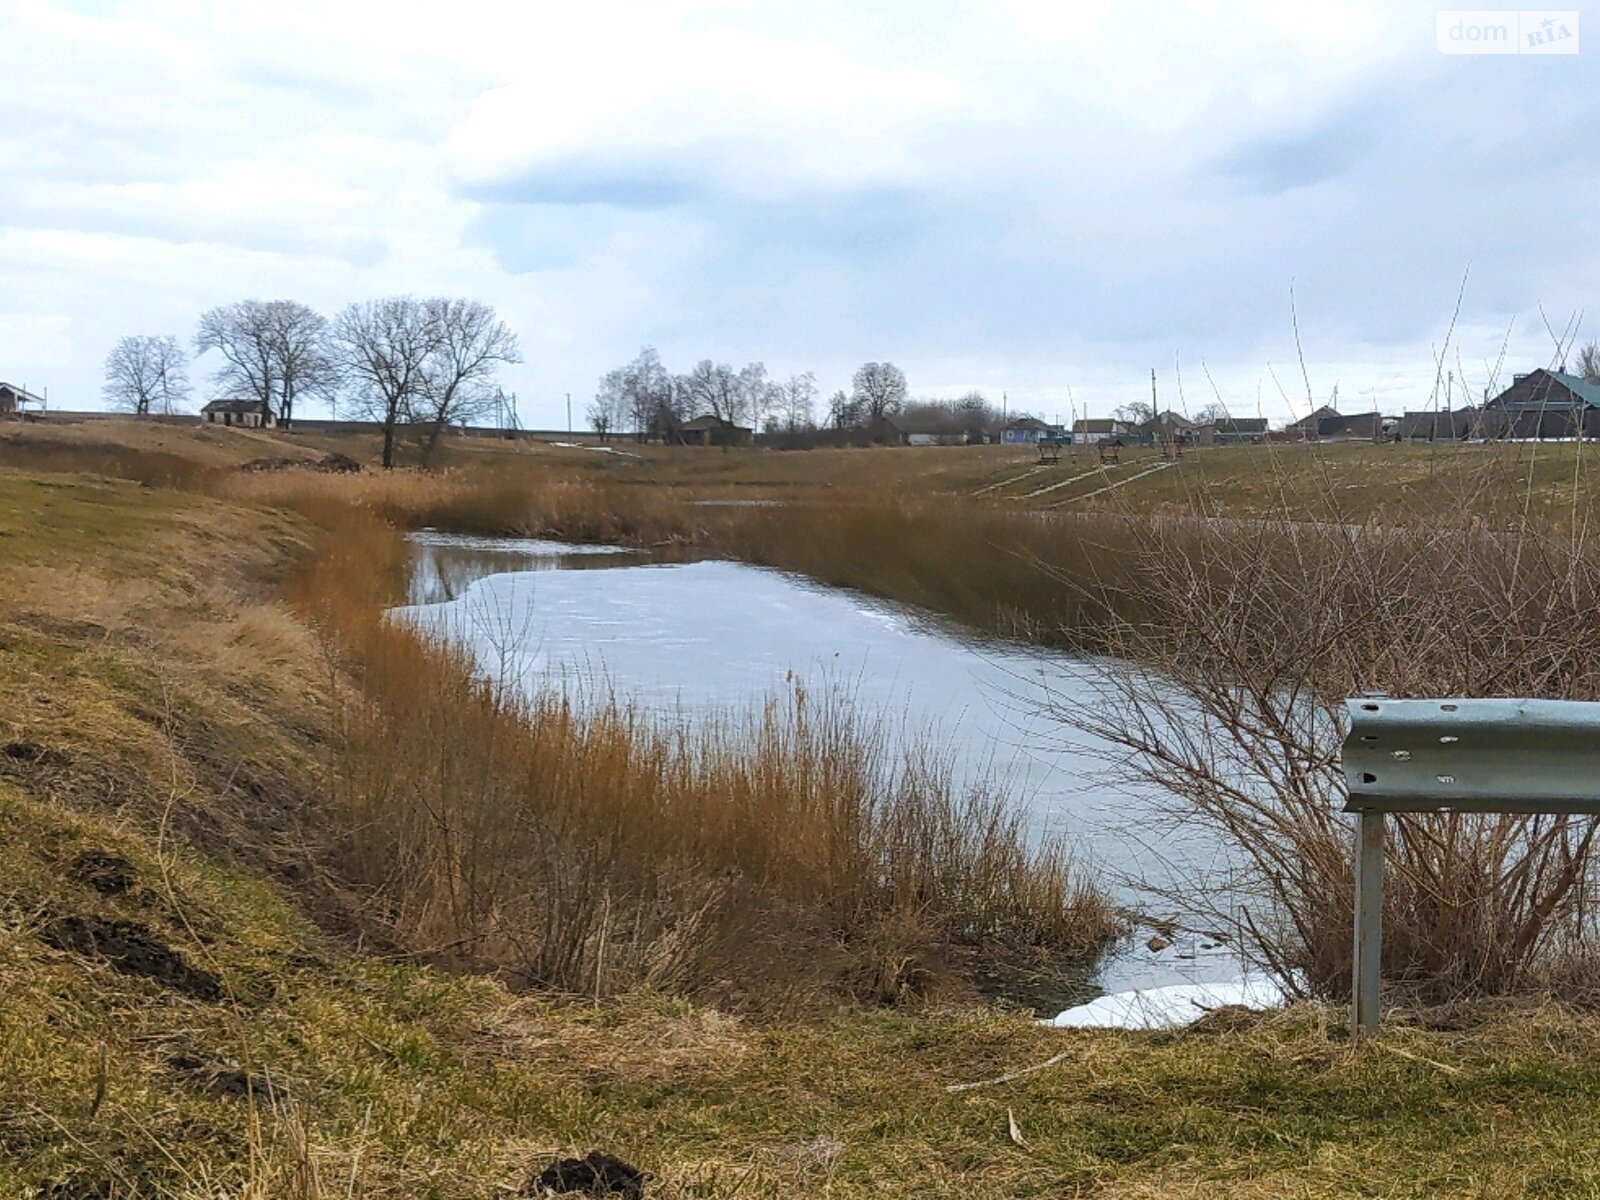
[
  {"xmin": 1151, "ymin": 368, "xmax": 1157, "ymax": 416},
  {"xmin": 566, "ymin": 392, "xmax": 572, "ymax": 435}
]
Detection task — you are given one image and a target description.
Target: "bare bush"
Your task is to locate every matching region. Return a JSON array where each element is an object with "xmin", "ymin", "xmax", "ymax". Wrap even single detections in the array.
[{"xmin": 1050, "ymin": 506, "xmax": 1600, "ymax": 1003}]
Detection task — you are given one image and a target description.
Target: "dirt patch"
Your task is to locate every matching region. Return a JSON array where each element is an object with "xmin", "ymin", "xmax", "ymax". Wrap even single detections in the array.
[
  {"xmin": 239, "ymin": 453, "xmax": 361, "ymax": 474},
  {"xmin": 39, "ymin": 915, "xmax": 222, "ymax": 1000},
  {"xmin": 69, "ymin": 851, "xmax": 137, "ymax": 897},
  {"xmin": 167, "ymin": 1051, "xmax": 282, "ymax": 1101},
  {"xmin": 525, "ymin": 1151, "xmax": 647, "ymax": 1197},
  {"xmin": 3, "ymin": 741, "xmax": 43, "ymax": 762}
]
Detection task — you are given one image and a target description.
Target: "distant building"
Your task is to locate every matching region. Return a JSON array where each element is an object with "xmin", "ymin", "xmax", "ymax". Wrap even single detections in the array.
[
  {"xmin": 901, "ymin": 410, "xmax": 984, "ymax": 445},
  {"xmin": 1071, "ymin": 417, "xmax": 1133, "ymax": 445},
  {"xmin": 678, "ymin": 414, "xmax": 753, "ymax": 447},
  {"xmin": 201, "ymin": 398, "xmax": 275, "ymax": 428},
  {"xmin": 0, "ymin": 382, "xmax": 45, "ymax": 417},
  {"xmin": 1000, "ymin": 417, "xmax": 1061, "ymax": 445},
  {"xmin": 1283, "ymin": 407, "xmax": 1384, "ymax": 441},
  {"xmin": 1196, "ymin": 417, "xmax": 1269, "ymax": 445},
  {"xmin": 1136, "ymin": 411, "xmax": 1196, "ymax": 444},
  {"xmin": 1398, "ymin": 408, "xmax": 1479, "ymax": 441},
  {"xmin": 1480, "ymin": 369, "xmax": 1600, "ymax": 439}
]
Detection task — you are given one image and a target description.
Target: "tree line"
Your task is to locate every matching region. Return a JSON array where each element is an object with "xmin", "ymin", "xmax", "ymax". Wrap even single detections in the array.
[
  {"xmin": 103, "ymin": 296, "xmax": 520, "ymax": 467},
  {"xmin": 589, "ymin": 348, "xmax": 1058, "ymax": 444},
  {"xmin": 587, "ymin": 349, "xmax": 917, "ymax": 441}
]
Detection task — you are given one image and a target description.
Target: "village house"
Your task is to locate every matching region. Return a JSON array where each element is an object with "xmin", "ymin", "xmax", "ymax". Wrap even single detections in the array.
[
  {"xmin": 1283, "ymin": 407, "xmax": 1385, "ymax": 441},
  {"xmin": 0, "ymin": 382, "xmax": 45, "ymax": 417},
  {"xmin": 1136, "ymin": 410, "xmax": 1196, "ymax": 444},
  {"xmin": 677, "ymin": 413, "xmax": 753, "ymax": 447},
  {"xmin": 864, "ymin": 415, "xmax": 910, "ymax": 446},
  {"xmin": 201, "ymin": 398, "xmax": 275, "ymax": 428},
  {"xmin": 1071, "ymin": 417, "xmax": 1133, "ymax": 445},
  {"xmin": 1479, "ymin": 369, "xmax": 1600, "ymax": 439},
  {"xmin": 1196, "ymin": 417, "xmax": 1269, "ymax": 444},
  {"xmin": 1398, "ymin": 408, "xmax": 1480, "ymax": 441},
  {"xmin": 999, "ymin": 417, "xmax": 1062, "ymax": 445},
  {"xmin": 899, "ymin": 409, "xmax": 987, "ymax": 445}
]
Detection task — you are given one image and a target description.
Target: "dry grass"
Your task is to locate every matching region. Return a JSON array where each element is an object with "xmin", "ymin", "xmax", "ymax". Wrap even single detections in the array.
[
  {"xmin": 285, "ymin": 504, "xmax": 1117, "ymax": 1007},
  {"xmin": 17, "ymin": 432, "xmax": 1600, "ymax": 1194},
  {"xmin": 222, "ymin": 463, "xmax": 705, "ymax": 545},
  {"xmin": 16, "ymin": 423, "xmax": 1600, "ymax": 1013}
]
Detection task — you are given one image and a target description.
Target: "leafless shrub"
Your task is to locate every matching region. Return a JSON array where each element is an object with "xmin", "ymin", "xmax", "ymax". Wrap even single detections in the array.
[{"xmin": 1050, "ymin": 503, "xmax": 1600, "ymax": 1003}]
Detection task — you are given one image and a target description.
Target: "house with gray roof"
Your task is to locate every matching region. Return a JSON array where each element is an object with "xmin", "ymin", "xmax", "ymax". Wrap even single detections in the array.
[
  {"xmin": 201, "ymin": 398, "xmax": 275, "ymax": 428},
  {"xmin": 1481, "ymin": 369, "xmax": 1600, "ymax": 439}
]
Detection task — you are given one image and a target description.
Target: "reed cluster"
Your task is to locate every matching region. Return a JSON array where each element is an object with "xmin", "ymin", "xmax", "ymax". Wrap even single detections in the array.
[{"xmin": 285, "ymin": 503, "xmax": 1118, "ymax": 1008}]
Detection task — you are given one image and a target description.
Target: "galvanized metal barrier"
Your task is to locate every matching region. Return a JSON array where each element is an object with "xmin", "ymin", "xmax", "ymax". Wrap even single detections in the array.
[{"xmin": 1340, "ymin": 697, "xmax": 1600, "ymax": 1037}]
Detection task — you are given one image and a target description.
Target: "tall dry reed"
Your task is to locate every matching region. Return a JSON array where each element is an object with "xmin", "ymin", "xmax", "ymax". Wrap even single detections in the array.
[
  {"xmin": 286, "ymin": 507, "xmax": 1118, "ymax": 1008},
  {"xmin": 224, "ymin": 464, "xmax": 702, "ymax": 547}
]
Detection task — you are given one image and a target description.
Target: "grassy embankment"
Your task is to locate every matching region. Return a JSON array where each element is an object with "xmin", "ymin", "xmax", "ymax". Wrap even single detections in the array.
[
  {"xmin": 11, "ymin": 488, "xmax": 1600, "ymax": 1196},
  {"xmin": 9, "ymin": 422, "xmax": 1600, "ymax": 1193}
]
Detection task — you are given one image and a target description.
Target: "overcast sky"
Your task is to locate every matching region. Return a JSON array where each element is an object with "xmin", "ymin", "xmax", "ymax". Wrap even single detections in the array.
[{"xmin": 1, "ymin": 0, "xmax": 1594, "ymax": 427}]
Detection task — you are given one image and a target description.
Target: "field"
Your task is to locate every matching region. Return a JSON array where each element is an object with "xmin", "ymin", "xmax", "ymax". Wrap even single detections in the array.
[{"xmin": 6, "ymin": 417, "xmax": 1600, "ymax": 1196}]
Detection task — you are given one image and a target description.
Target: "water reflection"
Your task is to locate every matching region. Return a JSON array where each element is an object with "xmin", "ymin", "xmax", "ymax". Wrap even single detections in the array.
[{"xmin": 408, "ymin": 531, "xmax": 641, "ymax": 605}]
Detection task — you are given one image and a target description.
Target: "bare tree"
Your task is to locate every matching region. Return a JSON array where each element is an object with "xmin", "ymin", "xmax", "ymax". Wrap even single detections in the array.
[
  {"xmin": 851, "ymin": 361, "xmax": 907, "ymax": 422},
  {"xmin": 778, "ymin": 371, "xmax": 817, "ymax": 432},
  {"xmin": 827, "ymin": 388, "xmax": 858, "ymax": 429},
  {"xmin": 1578, "ymin": 340, "xmax": 1600, "ymax": 386},
  {"xmin": 195, "ymin": 299, "xmax": 333, "ymax": 427},
  {"xmin": 332, "ymin": 297, "xmax": 441, "ymax": 469},
  {"xmin": 413, "ymin": 298, "xmax": 521, "ymax": 465},
  {"xmin": 586, "ymin": 400, "xmax": 613, "ymax": 440},
  {"xmin": 737, "ymin": 362, "xmax": 779, "ymax": 431},
  {"xmin": 1113, "ymin": 400, "xmax": 1155, "ymax": 425},
  {"xmin": 676, "ymin": 360, "xmax": 734, "ymax": 424},
  {"xmin": 102, "ymin": 335, "xmax": 190, "ymax": 416},
  {"xmin": 595, "ymin": 347, "xmax": 672, "ymax": 440},
  {"xmin": 263, "ymin": 300, "xmax": 335, "ymax": 428},
  {"xmin": 675, "ymin": 359, "xmax": 780, "ymax": 431},
  {"xmin": 1193, "ymin": 402, "xmax": 1228, "ymax": 425},
  {"xmin": 196, "ymin": 301, "xmax": 277, "ymax": 410}
]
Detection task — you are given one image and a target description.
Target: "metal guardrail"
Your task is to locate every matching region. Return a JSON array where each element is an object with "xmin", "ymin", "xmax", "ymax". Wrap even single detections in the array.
[{"xmin": 1339, "ymin": 697, "xmax": 1600, "ymax": 1036}]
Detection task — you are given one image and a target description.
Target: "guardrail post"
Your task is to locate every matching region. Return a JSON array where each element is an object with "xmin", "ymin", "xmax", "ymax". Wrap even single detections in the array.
[
  {"xmin": 1351, "ymin": 808, "xmax": 1384, "ymax": 1038},
  {"xmin": 1340, "ymin": 697, "xmax": 1600, "ymax": 1038}
]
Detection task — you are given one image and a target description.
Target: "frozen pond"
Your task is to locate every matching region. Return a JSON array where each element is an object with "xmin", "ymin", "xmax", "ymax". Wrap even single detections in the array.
[{"xmin": 396, "ymin": 532, "xmax": 1248, "ymax": 996}]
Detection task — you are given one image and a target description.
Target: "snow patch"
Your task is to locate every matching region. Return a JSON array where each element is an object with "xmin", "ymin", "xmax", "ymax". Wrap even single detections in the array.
[
  {"xmin": 548, "ymin": 440, "xmax": 640, "ymax": 457},
  {"xmin": 1047, "ymin": 973, "xmax": 1285, "ymax": 1030}
]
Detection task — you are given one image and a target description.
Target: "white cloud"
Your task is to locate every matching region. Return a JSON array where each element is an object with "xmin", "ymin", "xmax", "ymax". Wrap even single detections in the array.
[{"xmin": 0, "ymin": 0, "xmax": 1595, "ymax": 425}]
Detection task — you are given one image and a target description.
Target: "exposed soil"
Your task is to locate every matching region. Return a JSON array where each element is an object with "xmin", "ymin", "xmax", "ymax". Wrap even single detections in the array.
[
  {"xmin": 167, "ymin": 1051, "xmax": 282, "ymax": 1101},
  {"xmin": 239, "ymin": 452, "xmax": 361, "ymax": 474},
  {"xmin": 38, "ymin": 915, "xmax": 222, "ymax": 1001},
  {"xmin": 69, "ymin": 851, "xmax": 137, "ymax": 897},
  {"xmin": 526, "ymin": 1151, "xmax": 648, "ymax": 1197}
]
